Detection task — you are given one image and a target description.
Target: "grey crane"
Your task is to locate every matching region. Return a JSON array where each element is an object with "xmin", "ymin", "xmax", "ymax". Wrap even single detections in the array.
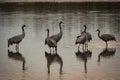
[
  {"xmin": 96, "ymin": 29, "xmax": 116, "ymax": 48},
  {"xmin": 81, "ymin": 25, "xmax": 92, "ymax": 48},
  {"xmin": 46, "ymin": 28, "xmax": 57, "ymax": 53},
  {"xmin": 75, "ymin": 33, "xmax": 87, "ymax": 50},
  {"xmin": 45, "ymin": 21, "xmax": 64, "ymax": 46},
  {"xmin": 8, "ymin": 24, "xmax": 26, "ymax": 51}
]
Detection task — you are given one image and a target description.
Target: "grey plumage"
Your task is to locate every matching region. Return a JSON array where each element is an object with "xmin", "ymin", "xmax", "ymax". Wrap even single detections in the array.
[
  {"xmin": 96, "ymin": 29, "xmax": 116, "ymax": 48},
  {"xmin": 46, "ymin": 28, "xmax": 57, "ymax": 52},
  {"xmin": 75, "ymin": 33, "xmax": 87, "ymax": 49},
  {"xmin": 45, "ymin": 21, "xmax": 63, "ymax": 45},
  {"xmin": 81, "ymin": 25, "xmax": 92, "ymax": 47},
  {"xmin": 8, "ymin": 24, "xmax": 26, "ymax": 51}
]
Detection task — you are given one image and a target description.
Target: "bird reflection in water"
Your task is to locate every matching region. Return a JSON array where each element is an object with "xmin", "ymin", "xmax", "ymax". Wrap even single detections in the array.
[
  {"xmin": 98, "ymin": 48, "xmax": 116, "ymax": 64},
  {"xmin": 75, "ymin": 49, "xmax": 92, "ymax": 74},
  {"xmin": 45, "ymin": 51, "xmax": 63, "ymax": 75},
  {"xmin": 8, "ymin": 50, "xmax": 26, "ymax": 70}
]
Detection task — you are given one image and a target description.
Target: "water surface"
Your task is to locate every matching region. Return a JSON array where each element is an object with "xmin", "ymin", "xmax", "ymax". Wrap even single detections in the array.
[{"xmin": 0, "ymin": 3, "xmax": 120, "ymax": 80}]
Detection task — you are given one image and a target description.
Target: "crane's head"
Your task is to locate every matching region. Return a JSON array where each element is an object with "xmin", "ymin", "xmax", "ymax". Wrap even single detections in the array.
[
  {"xmin": 77, "ymin": 35, "xmax": 81, "ymax": 38},
  {"xmin": 46, "ymin": 28, "xmax": 49, "ymax": 32},
  {"xmin": 83, "ymin": 25, "xmax": 87, "ymax": 32},
  {"xmin": 59, "ymin": 21, "xmax": 64, "ymax": 25},
  {"xmin": 84, "ymin": 25, "xmax": 87, "ymax": 28},
  {"xmin": 96, "ymin": 29, "xmax": 100, "ymax": 32},
  {"xmin": 22, "ymin": 24, "xmax": 26, "ymax": 28}
]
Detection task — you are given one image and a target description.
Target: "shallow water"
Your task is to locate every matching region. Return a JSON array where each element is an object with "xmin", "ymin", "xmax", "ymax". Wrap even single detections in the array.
[{"xmin": 0, "ymin": 3, "xmax": 120, "ymax": 80}]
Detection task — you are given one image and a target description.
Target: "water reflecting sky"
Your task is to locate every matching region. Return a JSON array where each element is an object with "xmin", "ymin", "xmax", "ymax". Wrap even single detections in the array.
[{"xmin": 0, "ymin": 3, "xmax": 120, "ymax": 80}]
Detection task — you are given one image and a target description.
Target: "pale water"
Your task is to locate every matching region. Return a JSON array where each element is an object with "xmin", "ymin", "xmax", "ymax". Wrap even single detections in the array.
[{"xmin": 0, "ymin": 3, "xmax": 120, "ymax": 80}]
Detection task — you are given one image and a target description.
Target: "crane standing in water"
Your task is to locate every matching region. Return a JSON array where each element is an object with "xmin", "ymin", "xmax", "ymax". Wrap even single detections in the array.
[
  {"xmin": 81, "ymin": 25, "xmax": 92, "ymax": 48},
  {"xmin": 45, "ymin": 21, "xmax": 64, "ymax": 51},
  {"xmin": 8, "ymin": 24, "xmax": 26, "ymax": 51},
  {"xmin": 75, "ymin": 33, "xmax": 87, "ymax": 50},
  {"xmin": 46, "ymin": 28, "xmax": 57, "ymax": 53},
  {"xmin": 96, "ymin": 29, "xmax": 116, "ymax": 48}
]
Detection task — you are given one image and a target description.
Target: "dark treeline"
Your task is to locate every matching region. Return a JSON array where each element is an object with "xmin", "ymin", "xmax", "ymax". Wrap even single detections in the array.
[{"xmin": 0, "ymin": 2, "xmax": 120, "ymax": 12}]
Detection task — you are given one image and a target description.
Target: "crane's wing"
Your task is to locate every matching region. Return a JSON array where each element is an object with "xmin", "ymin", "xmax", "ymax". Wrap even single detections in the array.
[
  {"xmin": 49, "ymin": 38, "xmax": 57, "ymax": 47},
  {"xmin": 50, "ymin": 33, "xmax": 62, "ymax": 43},
  {"xmin": 8, "ymin": 34, "xmax": 23, "ymax": 43},
  {"xmin": 101, "ymin": 34, "xmax": 115, "ymax": 41},
  {"xmin": 75, "ymin": 35, "xmax": 86, "ymax": 44}
]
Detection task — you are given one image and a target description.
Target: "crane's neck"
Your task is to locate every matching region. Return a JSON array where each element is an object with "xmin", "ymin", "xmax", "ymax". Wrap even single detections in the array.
[
  {"xmin": 22, "ymin": 27, "xmax": 25, "ymax": 38},
  {"xmin": 59, "ymin": 23, "xmax": 63, "ymax": 34},
  {"xmin": 84, "ymin": 26, "xmax": 86, "ymax": 32},
  {"xmin": 97, "ymin": 30, "xmax": 101, "ymax": 38},
  {"xmin": 47, "ymin": 30, "xmax": 49, "ymax": 38}
]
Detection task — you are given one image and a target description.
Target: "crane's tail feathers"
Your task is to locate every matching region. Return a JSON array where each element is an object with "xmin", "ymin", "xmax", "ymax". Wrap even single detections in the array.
[
  {"xmin": 8, "ymin": 49, "xmax": 9, "ymax": 53},
  {"xmin": 114, "ymin": 38, "xmax": 116, "ymax": 41},
  {"xmin": 113, "ymin": 37, "xmax": 116, "ymax": 41},
  {"xmin": 45, "ymin": 39, "xmax": 47, "ymax": 45},
  {"xmin": 45, "ymin": 51, "xmax": 49, "ymax": 57},
  {"xmin": 8, "ymin": 44, "xmax": 9, "ymax": 47},
  {"xmin": 8, "ymin": 41, "xmax": 10, "ymax": 47},
  {"xmin": 91, "ymin": 37, "xmax": 92, "ymax": 40},
  {"xmin": 75, "ymin": 41, "xmax": 77, "ymax": 45},
  {"xmin": 8, "ymin": 39, "xmax": 9, "ymax": 47},
  {"xmin": 45, "ymin": 42, "xmax": 47, "ymax": 45}
]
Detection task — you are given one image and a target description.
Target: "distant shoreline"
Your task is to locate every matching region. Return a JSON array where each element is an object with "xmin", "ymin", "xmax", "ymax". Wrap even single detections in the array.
[
  {"xmin": 0, "ymin": 2, "xmax": 120, "ymax": 5},
  {"xmin": 0, "ymin": 1, "xmax": 120, "ymax": 3},
  {"xmin": 0, "ymin": 2, "xmax": 120, "ymax": 11},
  {"xmin": 0, "ymin": 2, "xmax": 120, "ymax": 6}
]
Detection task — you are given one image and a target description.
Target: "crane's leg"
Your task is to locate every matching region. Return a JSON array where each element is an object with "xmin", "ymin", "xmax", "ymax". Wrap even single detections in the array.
[
  {"xmin": 106, "ymin": 42, "xmax": 108, "ymax": 48},
  {"xmin": 85, "ymin": 41, "xmax": 88, "ymax": 50},
  {"xmin": 55, "ymin": 47, "xmax": 57, "ymax": 53},
  {"xmin": 78, "ymin": 44, "xmax": 80, "ymax": 50},
  {"xmin": 53, "ymin": 48, "xmax": 54, "ymax": 53},
  {"xmin": 85, "ymin": 42, "xmax": 87, "ymax": 49},
  {"xmin": 15, "ymin": 44, "xmax": 17, "ymax": 51},
  {"xmin": 16, "ymin": 44, "xmax": 19, "ymax": 52},
  {"xmin": 98, "ymin": 55, "xmax": 101, "ymax": 63},
  {"xmin": 56, "ymin": 47, "xmax": 57, "ymax": 53},
  {"xmin": 86, "ymin": 41, "xmax": 88, "ymax": 49},
  {"xmin": 50, "ymin": 48, "xmax": 51, "ymax": 53},
  {"xmin": 82, "ymin": 44, "xmax": 84, "ymax": 51},
  {"xmin": 18, "ymin": 44, "xmax": 19, "ymax": 51}
]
